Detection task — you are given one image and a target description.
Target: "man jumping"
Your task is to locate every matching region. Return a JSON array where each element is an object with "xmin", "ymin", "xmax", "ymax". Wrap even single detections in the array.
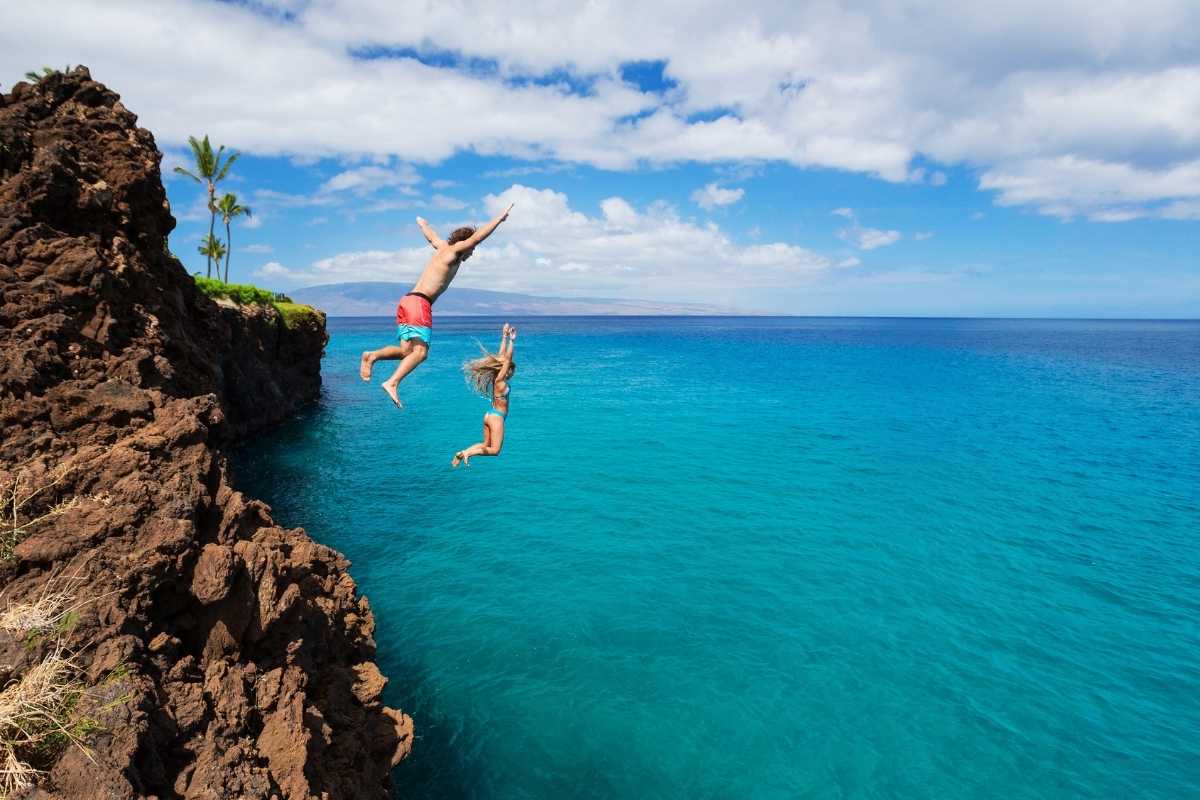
[{"xmin": 359, "ymin": 203, "xmax": 514, "ymax": 408}]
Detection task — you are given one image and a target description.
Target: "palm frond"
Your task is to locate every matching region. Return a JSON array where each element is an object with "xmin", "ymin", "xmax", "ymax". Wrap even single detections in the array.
[
  {"xmin": 185, "ymin": 135, "xmax": 217, "ymax": 178},
  {"xmin": 197, "ymin": 234, "xmax": 227, "ymax": 261},
  {"xmin": 215, "ymin": 151, "xmax": 240, "ymax": 182}
]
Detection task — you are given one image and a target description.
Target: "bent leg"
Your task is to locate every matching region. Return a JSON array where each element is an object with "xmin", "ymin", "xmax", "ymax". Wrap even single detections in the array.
[
  {"xmin": 454, "ymin": 420, "xmax": 489, "ymax": 467},
  {"xmin": 484, "ymin": 416, "xmax": 505, "ymax": 455},
  {"xmin": 459, "ymin": 417, "xmax": 505, "ymax": 465},
  {"xmin": 360, "ymin": 341, "xmax": 413, "ymax": 381},
  {"xmin": 380, "ymin": 343, "xmax": 428, "ymax": 408}
]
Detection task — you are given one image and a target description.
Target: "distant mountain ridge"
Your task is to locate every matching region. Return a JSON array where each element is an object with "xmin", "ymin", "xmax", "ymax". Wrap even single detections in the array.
[{"xmin": 288, "ymin": 282, "xmax": 738, "ymax": 316}]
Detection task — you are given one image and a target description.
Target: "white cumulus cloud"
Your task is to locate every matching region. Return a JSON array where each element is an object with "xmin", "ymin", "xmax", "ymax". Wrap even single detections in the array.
[
  {"xmin": 255, "ymin": 183, "xmax": 834, "ymax": 302},
  {"xmin": 4, "ymin": 1, "xmax": 1199, "ymax": 220}
]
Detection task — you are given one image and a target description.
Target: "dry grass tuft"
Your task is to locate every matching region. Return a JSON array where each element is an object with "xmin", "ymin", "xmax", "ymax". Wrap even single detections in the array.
[
  {"xmin": 1, "ymin": 466, "xmax": 74, "ymax": 562},
  {"xmin": 0, "ymin": 569, "xmax": 118, "ymax": 642},
  {"xmin": 0, "ymin": 745, "xmax": 37, "ymax": 800},
  {"xmin": 0, "ymin": 594, "xmax": 73, "ymax": 641},
  {"xmin": 0, "ymin": 560, "xmax": 119, "ymax": 798},
  {"xmin": 0, "ymin": 647, "xmax": 94, "ymax": 799}
]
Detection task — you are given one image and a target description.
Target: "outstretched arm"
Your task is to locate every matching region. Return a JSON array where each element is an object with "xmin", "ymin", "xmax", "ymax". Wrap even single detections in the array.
[
  {"xmin": 498, "ymin": 324, "xmax": 516, "ymax": 359},
  {"xmin": 452, "ymin": 204, "xmax": 514, "ymax": 251},
  {"xmin": 496, "ymin": 324, "xmax": 510, "ymax": 358},
  {"xmin": 495, "ymin": 324, "xmax": 515, "ymax": 381},
  {"xmin": 416, "ymin": 216, "xmax": 446, "ymax": 250}
]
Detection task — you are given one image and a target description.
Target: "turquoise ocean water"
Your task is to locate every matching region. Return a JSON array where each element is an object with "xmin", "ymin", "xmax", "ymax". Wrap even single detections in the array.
[{"xmin": 234, "ymin": 317, "xmax": 1200, "ymax": 800}]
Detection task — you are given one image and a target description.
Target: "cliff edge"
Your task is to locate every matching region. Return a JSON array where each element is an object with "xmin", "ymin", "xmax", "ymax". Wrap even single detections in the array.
[{"xmin": 0, "ymin": 68, "xmax": 411, "ymax": 799}]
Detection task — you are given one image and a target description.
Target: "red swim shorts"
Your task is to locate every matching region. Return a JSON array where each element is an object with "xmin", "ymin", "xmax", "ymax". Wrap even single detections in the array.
[{"xmin": 395, "ymin": 292, "xmax": 433, "ymax": 344}]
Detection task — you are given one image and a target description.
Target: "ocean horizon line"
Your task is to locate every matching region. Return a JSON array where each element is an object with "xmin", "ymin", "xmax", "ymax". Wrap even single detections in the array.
[{"xmin": 317, "ymin": 313, "xmax": 1200, "ymax": 322}]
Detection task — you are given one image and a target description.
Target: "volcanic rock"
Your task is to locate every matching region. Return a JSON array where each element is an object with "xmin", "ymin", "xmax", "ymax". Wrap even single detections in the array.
[{"xmin": 0, "ymin": 67, "xmax": 411, "ymax": 799}]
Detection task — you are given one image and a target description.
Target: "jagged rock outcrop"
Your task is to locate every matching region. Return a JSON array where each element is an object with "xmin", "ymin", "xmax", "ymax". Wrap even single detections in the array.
[{"xmin": 0, "ymin": 68, "xmax": 411, "ymax": 798}]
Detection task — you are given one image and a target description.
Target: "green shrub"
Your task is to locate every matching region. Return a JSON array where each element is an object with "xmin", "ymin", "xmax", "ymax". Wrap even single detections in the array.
[
  {"xmin": 192, "ymin": 277, "xmax": 317, "ymax": 329},
  {"xmin": 193, "ymin": 276, "xmax": 276, "ymax": 305}
]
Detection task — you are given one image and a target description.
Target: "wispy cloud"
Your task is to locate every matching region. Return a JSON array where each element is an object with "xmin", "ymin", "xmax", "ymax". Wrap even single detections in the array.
[
  {"xmin": 257, "ymin": 261, "xmax": 291, "ymax": 277},
  {"xmin": 319, "ymin": 163, "xmax": 421, "ymax": 195},
  {"xmin": 252, "ymin": 188, "xmax": 340, "ymax": 208},
  {"xmin": 907, "ymin": 167, "xmax": 948, "ymax": 187},
  {"xmin": 362, "ymin": 199, "xmax": 416, "ymax": 214},
  {"xmin": 481, "ymin": 163, "xmax": 575, "ymax": 179},
  {"xmin": 160, "ymin": 148, "xmax": 191, "ymax": 180},
  {"xmin": 833, "ymin": 208, "xmax": 902, "ymax": 250},
  {"xmin": 431, "ymin": 194, "xmax": 469, "ymax": 210},
  {"xmin": 690, "ymin": 182, "xmax": 745, "ymax": 210}
]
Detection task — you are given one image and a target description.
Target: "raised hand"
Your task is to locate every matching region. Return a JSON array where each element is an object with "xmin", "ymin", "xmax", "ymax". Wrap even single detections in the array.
[{"xmin": 499, "ymin": 203, "xmax": 514, "ymax": 222}]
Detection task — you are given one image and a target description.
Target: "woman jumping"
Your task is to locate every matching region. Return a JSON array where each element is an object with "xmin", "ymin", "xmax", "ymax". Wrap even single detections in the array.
[{"xmin": 452, "ymin": 324, "xmax": 517, "ymax": 468}]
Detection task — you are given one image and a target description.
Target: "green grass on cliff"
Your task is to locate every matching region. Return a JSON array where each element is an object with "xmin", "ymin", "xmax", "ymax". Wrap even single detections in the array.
[
  {"xmin": 193, "ymin": 276, "xmax": 278, "ymax": 305},
  {"xmin": 273, "ymin": 301, "xmax": 320, "ymax": 330},
  {"xmin": 192, "ymin": 277, "xmax": 319, "ymax": 329}
]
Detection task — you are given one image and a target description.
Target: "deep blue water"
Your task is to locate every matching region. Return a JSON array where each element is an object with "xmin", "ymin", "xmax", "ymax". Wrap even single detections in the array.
[{"xmin": 234, "ymin": 317, "xmax": 1200, "ymax": 800}]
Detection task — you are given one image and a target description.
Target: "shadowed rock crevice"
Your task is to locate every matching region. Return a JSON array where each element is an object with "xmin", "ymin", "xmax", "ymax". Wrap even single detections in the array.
[{"xmin": 0, "ymin": 67, "xmax": 411, "ymax": 799}]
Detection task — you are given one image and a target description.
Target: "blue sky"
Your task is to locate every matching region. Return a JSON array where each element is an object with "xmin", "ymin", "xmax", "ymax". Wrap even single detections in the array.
[{"xmin": 3, "ymin": 0, "xmax": 1198, "ymax": 316}]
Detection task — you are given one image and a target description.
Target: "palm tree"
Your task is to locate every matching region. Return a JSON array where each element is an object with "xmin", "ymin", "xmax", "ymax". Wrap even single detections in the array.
[
  {"xmin": 197, "ymin": 234, "xmax": 227, "ymax": 272},
  {"xmin": 215, "ymin": 193, "xmax": 252, "ymax": 283},
  {"xmin": 24, "ymin": 66, "xmax": 70, "ymax": 81},
  {"xmin": 174, "ymin": 135, "xmax": 239, "ymax": 278}
]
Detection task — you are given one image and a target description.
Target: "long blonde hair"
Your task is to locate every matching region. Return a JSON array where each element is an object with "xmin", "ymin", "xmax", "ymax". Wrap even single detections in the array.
[{"xmin": 463, "ymin": 346, "xmax": 515, "ymax": 397}]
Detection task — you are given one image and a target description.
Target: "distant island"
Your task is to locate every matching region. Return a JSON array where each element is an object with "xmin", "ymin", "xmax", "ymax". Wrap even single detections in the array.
[{"xmin": 287, "ymin": 282, "xmax": 741, "ymax": 316}]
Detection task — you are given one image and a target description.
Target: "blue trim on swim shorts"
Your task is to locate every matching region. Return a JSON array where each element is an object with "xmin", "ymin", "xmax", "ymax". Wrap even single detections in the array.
[
  {"xmin": 396, "ymin": 324, "xmax": 431, "ymax": 345},
  {"xmin": 484, "ymin": 409, "xmax": 507, "ymax": 420}
]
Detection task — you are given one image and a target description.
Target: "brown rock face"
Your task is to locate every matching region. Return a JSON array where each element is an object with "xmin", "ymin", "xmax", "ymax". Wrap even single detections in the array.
[{"xmin": 0, "ymin": 68, "xmax": 411, "ymax": 798}]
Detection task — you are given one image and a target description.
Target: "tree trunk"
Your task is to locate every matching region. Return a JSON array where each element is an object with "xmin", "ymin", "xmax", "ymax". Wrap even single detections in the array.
[
  {"xmin": 206, "ymin": 182, "xmax": 216, "ymax": 279},
  {"xmin": 225, "ymin": 219, "xmax": 232, "ymax": 283}
]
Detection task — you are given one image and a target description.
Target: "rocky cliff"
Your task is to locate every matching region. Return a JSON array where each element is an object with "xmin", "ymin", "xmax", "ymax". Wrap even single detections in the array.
[{"xmin": 0, "ymin": 68, "xmax": 411, "ymax": 799}]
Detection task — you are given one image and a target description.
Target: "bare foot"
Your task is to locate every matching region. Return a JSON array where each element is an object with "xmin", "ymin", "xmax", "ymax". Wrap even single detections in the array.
[
  {"xmin": 359, "ymin": 351, "xmax": 373, "ymax": 381},
  {"xmin": 381, "ymin": 382, "xmax": 402, "ymax": 409},
  {"xmin": 461, "ymin": 452, "xmax": 471, "ymax": 467},
  {"xmin": 452, "ymin": 451, "xmax": 464, "ymax": 468}
]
